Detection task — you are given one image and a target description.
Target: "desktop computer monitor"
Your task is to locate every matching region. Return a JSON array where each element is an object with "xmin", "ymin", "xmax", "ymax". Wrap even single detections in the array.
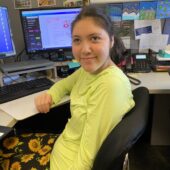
[
  {"xmin": 0, "ymin": 6, "xmax": 16, "ymax": 59},
  {"xmin": 20, "ymin": 7, "xmax": 81, "ymax": 57}
]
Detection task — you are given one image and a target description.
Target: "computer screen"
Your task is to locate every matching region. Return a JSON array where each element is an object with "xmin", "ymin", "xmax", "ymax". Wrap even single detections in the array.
[
  {"xmin": 20, "ymin": 7, "xmax": 81, "ymax": 54},
  {"xmin": 0, "ymin": 6, "xmax": 16, "ymax": 59}
]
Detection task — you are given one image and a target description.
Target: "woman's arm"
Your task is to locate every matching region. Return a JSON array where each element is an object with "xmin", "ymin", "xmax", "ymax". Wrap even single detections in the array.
[
  {"xmin": 35, "ymin": 68, "xmax": 82, "ymax": 113},
  {"xmin": 47, "ymin": 68, "xmax": 82, "ymax": 104}
]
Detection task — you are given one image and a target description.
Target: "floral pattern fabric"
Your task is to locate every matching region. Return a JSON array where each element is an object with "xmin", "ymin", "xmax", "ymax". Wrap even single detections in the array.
[{"xmin": 0, "ymin": 133, "xmax": 59, "ymax": 170}]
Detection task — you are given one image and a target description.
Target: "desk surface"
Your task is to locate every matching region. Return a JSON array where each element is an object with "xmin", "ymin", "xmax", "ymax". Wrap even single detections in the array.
[
  {"xmin": 1, "ymin": 71, "xmax": 170, "ymax": 127},
  {"xmin": 130, "ymin": 72, "xmax": 170, "ymax": 94},
  {"xmin": 0, "ymin": 90, "xmax": 69, "ymax": 122}
]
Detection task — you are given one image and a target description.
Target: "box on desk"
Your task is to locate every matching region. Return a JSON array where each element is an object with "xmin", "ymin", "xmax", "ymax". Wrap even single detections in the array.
[
  {"xmin": 57, "ymin": 61, "xmax": 80, "ymax": 78},
  {"xmin": 149, "ymin": 49, "xmax": 170, "ymax": 72},
  {"xmin": 158, "ymin": 49, "xmax": 170, "ymax": 58}
]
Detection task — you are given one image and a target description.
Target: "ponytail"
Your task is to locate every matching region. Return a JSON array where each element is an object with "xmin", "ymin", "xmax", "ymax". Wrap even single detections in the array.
[{"xmin": 110, "ymin": 36, "xmax": 128, "ymax": 65}]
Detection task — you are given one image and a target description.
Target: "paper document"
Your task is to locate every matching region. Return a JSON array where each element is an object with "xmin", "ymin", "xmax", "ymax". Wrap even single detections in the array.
[
  {"xmin": 0, "ymin": 91, "xmax": 70, "ymax": 120},
  {"xmin": 139, "ymin": 34, "xmax": 169, "ymax": 52},
  {"xmin": 134, "ymin": 20, "xmax": 161, "ymax": 39}
]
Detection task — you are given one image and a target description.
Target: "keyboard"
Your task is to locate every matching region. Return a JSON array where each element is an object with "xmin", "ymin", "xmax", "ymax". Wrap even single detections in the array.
[{"xmin": 0, "ymin": 77, "xmax": 54, "ymax": 104}]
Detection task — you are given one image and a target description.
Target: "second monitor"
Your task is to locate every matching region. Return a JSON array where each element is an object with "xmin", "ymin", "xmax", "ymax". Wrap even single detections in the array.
[{"xmin": 0, "ymin": 6, "xmax": 16, "ymax": 59}]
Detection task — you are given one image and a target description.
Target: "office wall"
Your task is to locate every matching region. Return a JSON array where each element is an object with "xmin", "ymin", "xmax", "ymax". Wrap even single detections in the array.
[{"xmin": 0, "ymin": 0, "xmax": 63, "ymax": 57}]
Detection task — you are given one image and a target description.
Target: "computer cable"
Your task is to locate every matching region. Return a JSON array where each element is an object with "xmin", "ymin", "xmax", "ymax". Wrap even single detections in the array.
[{"xmin": 15, "ymin": 48, "xmax": 25, "ymax": 62}]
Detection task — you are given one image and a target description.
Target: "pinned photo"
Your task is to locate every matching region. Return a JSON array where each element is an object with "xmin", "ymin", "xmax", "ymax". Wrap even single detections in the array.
[
  {"xmin": 63, "ymin": 0, "xmax": 83, "ymax": 7},
  {"xmin": 37, "ymin": 0, "xmax": 56, "ymax": 7},
  {"xmin": 14, "ymin": 0, "xmax": 31, "ymax": 9}
]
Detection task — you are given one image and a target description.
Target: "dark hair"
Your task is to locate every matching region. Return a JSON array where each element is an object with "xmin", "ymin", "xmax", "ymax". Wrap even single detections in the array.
[{"xmin": 71, "ymin": 5, "xmax": 127, "ymax": 64}]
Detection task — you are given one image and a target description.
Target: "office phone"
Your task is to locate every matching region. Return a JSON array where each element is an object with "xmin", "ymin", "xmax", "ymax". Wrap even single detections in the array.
[{"xmin": 125, "ymin": 54, "xmax": 151, "ymax": 73}]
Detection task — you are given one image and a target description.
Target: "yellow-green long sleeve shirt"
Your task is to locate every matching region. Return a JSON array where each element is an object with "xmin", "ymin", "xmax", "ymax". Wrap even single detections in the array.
[{"xmin": 48, "ymin": 66, "xmax": 135, "ymax": 170}]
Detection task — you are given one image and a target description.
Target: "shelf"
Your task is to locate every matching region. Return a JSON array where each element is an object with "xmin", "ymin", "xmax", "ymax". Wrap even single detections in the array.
[{"xmin": 0, "ymin": 65, "xmax": 57, "ymax": 86}]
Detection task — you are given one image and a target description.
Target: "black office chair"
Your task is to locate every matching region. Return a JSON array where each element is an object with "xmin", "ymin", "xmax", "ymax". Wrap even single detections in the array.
[{"xmin": 92, "ymin": 86, "xmax": 150, "ymax": 170}]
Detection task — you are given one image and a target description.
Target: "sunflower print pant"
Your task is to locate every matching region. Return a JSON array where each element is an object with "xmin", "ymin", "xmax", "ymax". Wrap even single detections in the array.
[{"xmin": 0, "ymin": 133, "xmax": 59, "ymax": 170}]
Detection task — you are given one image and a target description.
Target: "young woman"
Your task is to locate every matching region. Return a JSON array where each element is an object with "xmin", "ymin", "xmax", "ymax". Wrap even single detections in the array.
[
  {"xmin": 0, "ymin": 5, "xmax": 134, "ymax": 170},
  {"xmin": 35, "ymin": 5, "xmax": 135, "ymax": 170}
]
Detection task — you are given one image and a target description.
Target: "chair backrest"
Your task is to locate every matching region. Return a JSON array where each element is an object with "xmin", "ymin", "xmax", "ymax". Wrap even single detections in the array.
[{"xmin": 92, "ymin": 86, "xmax": 150, "ymax": 170}]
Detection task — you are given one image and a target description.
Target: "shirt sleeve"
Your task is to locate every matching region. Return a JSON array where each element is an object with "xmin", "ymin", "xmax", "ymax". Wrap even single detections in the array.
[
  {"xmin": 47, "ymin": 68, "xmax": 82, "ymax": 104},
  {"xmin": 69, "ymin": 78, "xmax": 134, "ymax": 170}
]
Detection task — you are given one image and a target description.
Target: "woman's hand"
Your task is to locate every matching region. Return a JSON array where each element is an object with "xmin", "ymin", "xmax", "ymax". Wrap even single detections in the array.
[{"xmin": 34, "ymin": 92, "xmax": 53, "ymax": 113}]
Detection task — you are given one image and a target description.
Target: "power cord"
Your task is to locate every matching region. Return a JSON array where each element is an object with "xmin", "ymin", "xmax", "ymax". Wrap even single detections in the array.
[{"xmin": 15, "ymin": 49, "xmax": 25, "ymax": 62}]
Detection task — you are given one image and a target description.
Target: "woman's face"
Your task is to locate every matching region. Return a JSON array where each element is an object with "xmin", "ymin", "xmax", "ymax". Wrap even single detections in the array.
[{"xmin": 72, "ymin": 17, "xmax": 114, "ymax": 74}]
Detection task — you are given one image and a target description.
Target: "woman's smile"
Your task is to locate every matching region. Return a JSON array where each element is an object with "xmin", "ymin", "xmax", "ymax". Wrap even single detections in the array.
[
  {"xmin": 80, "ymin": 57, "xmax": 96, "ymax": 61},
  {"xmin": 80, "ymin": 57, "xmax": 97, "ymax": 68}
]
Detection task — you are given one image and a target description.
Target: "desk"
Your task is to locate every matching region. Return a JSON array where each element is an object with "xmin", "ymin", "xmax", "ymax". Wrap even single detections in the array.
[
  {"xmin": 129, "ymin": 72, "xmax": 170, "ymax": 94},
  {"xmin": 1, "ymin": 72, "xmax": 170, "ymax": 145}
]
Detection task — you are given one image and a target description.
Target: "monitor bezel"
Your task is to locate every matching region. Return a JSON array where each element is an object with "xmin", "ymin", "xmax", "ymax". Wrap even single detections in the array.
[
  {"xmin": 19, "ymin": 6, "xmax": 81, "ymax": 55},
  {"xmin": 0, "ymin": 6, "xmax": 16, "ymax": 59}
]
